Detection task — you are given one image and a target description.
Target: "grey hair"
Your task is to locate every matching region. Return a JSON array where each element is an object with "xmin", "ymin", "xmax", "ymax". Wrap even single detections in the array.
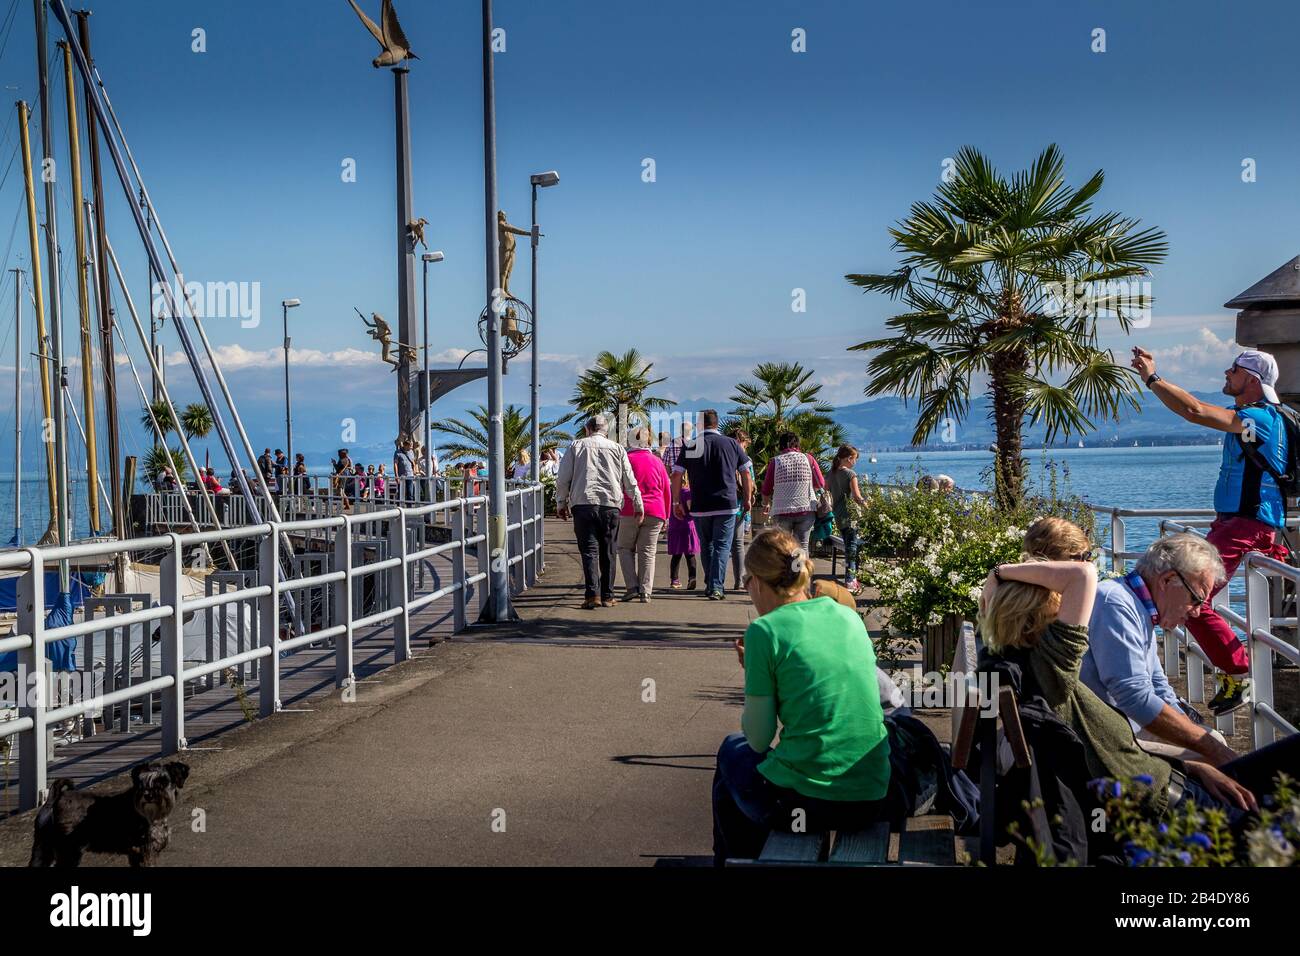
[
  {"xmin": 628, "ymin": 426, "xmax": 652, "ymax": 449},
  {"xmin": 586, "ymin": 414, "xmax": 607, "ymax": 434},
  {"xmin": 1136, "ymin": 533, "xmax": 1226, "ymax": 587}
]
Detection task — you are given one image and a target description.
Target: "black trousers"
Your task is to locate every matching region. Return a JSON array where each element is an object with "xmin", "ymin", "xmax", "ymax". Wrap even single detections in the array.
[{"xmin": 572, "ymin": 504, "xmax": 619, "ymax": 599}]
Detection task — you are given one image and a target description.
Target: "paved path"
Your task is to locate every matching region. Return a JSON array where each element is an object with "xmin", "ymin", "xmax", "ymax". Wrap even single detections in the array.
[{"xmin": 0, "ymin": 519, "xmax": 753, "ymax": 866}]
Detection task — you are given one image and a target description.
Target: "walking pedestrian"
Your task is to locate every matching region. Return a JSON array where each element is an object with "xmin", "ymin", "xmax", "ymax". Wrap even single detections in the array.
[
  {"xmin": 556, "ymin": 415, "xmax": 644, "ymax": 609},
  {"xmin": 760, "ymin": 432, "xmax": 825, "ymax": 555},
  {"xmin": 618, "ymin": 427, "xmax": 671, "ymax": 602},
  {"xmin": 829, "ymin": 445, "xmax": 869, "ymax": 594},
  {"xmin": 670, "ymin": 409, "xmax": 752, "ymax": 600},
  {"xmin": 727, "ymin": 428, "xmax": 755, "ymax": 591},
  {"xmin": 668, "ymin": 480, "xmax": 701, "ymax": 590},
  {"xmin": 1130, "ymin": 345, "xmax": 1292, "ymax": 714}
]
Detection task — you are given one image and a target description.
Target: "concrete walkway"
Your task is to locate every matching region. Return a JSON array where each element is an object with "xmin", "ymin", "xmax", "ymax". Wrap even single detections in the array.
[{"xmin": 0, "ymin": 519, "xmax": 753, "ymax": 866}]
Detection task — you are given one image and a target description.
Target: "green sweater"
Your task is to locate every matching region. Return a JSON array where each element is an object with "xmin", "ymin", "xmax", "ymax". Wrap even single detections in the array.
[
  {"xmin": 1023, "ymin": 620, "xmax": 1171, "ymax": 810},
  {"xmin": 743, "ymin": 597, "xmax": 891, "ymax": 801}
]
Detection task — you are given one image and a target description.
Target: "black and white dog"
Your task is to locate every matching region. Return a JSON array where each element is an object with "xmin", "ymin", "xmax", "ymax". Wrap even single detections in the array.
[{"xmin": 29, "ymin": 760, "xmax": 190, "ymax": 867}]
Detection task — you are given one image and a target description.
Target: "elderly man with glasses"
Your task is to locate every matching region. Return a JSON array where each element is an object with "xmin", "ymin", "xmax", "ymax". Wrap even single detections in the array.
[
  {"xmin": 1081, "ymin": 533, "xmax": 1239, "ymax": 766},
  {"xmin": 1130, "ymin": 345, "xmax": 1292, "ymax": 715}
]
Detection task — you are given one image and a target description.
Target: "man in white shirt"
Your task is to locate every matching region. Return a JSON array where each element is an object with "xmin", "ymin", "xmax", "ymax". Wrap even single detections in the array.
[{"xmin": 556, "ymin": 415, "xmax": 644, "ymax": 609}]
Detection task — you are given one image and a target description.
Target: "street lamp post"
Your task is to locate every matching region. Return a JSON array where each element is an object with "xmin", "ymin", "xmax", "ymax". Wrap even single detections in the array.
[
  {"xmin": 282, "ymin": 298, "xmax": 300, "ymax": 488},
  {"xmin": 528, "ymin": 170, "xmax": 559, "ymax": 483},
  {"xmin": 421, "ymin": 251, "xmax": 444, "ymax": 481}
]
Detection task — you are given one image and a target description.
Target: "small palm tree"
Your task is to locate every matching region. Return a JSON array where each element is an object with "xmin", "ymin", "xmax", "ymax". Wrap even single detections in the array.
[
  {"xmin": 142, "ymin": 445, "xmax": 187, "ymax": 485},
  {"xmin": 180, "ymin": 403, "xmax": 213, "ymax": 441},
  {"xmin": 570, "ymin": 349, "xmax": 674, "ymax": 434},
  {"xmin": 141, "ymin": 399, "xmax": 176, "ymax": 440},
  {"xmin": 846, "ymin": 144, "xmax": 1167, "ymax": 508},
  {"xmin": 434, "ymin": 405, "xmax": 574, "ymax": 466},
  {"xmin": 728, "ymin": 362, "xmax": 845, "ymax": 469}
]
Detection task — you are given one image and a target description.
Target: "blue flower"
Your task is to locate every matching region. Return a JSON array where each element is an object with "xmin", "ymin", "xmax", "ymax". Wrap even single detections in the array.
[
  {"xmin": 1111, "ymin": 781, "xmax": 1123, "ymax": 799},
  {"xmin": 1128, "ymin": 849, "xmax": 1153, "ymax": 866},
  {"xmin": 1185, "ymin": 832, "xmax": 1212, "ymax": 850},
  {"xmin": 1157, "ymin": 823, "xmax": 1168, "ymax": 835},
  {"xmin": 1134, "ymin": 774, "xmax": 1154, "ymax": 787},
  {"xmin": 1176, "ymin": 852, "xmax": 1192, "ymax": 865}
]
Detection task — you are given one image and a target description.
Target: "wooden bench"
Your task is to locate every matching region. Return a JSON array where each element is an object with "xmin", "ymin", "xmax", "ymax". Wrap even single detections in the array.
[{"xmin": 728, "ymin": 815, "xmax": 957, "ymax": 867}]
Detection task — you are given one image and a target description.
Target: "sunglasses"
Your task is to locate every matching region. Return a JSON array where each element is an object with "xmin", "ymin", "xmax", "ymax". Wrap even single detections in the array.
[{"xmin": 1173, "ymin": 568, "xmax": 1208, "ymax": 608}]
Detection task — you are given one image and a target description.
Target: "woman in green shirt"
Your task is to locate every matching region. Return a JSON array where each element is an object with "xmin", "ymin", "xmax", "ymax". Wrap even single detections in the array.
[{"xmin": 713, "ymin": 529, "xmax": 891, "ymax": 865}]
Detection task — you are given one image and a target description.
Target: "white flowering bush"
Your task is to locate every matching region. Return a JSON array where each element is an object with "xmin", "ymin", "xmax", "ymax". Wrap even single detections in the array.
[{"xmin": 856, "ymin": 470, "xmax": 1094, "ymax": 637}]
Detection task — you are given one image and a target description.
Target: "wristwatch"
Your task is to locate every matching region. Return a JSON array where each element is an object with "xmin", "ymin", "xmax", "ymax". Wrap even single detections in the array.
[{"xmin": 1146, "ymin": 373, "xmax": 1162, "ymax": 387}]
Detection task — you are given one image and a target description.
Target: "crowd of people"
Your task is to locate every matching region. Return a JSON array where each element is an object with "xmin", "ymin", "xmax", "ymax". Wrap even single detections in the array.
[{"xmin": 554, "ymin": 345, "xmax": 1300, "ymax": 865}]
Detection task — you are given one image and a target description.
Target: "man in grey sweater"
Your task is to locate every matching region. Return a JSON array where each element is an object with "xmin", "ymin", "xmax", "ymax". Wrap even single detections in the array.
[{"xmin": 556, "ymin": 415, "xmax": 644, "ymax": 608}]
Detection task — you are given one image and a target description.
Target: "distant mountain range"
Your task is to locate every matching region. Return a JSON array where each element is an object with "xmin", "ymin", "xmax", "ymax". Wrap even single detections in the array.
[{"xmin": 530, "ymin": 390, "xmax": 1232, "ymax": 454}]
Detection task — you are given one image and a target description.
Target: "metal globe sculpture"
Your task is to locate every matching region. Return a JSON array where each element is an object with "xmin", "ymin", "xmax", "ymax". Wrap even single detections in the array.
[{"xmin": 478, "ymin": 295, "xmax": 533, "ymax": 363}]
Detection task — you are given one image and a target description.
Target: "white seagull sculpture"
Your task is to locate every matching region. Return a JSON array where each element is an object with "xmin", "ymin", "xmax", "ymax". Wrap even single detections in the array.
[{"xmin": 347, "ymin": 0, "xmax": 419, "ymax": 68}]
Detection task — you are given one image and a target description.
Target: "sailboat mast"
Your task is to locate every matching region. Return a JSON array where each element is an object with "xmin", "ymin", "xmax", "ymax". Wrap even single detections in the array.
[
  {"xmin": 59, "ymin": 40, "xmax": 100, "ymax": 535},
  {"xmin": 34, "ymin": 0, "xmax": 72, "ymax": 582},
  {"xmin": 16, "ymin": 101, "xmax": 58, "ymax": 543},
  {"xmin": 10, "ymin": 269, "xmax": 22, "ymax": 547},
  {"xmin": 75, "ymin": 9, "xmax": 123, "ymax": 546}
]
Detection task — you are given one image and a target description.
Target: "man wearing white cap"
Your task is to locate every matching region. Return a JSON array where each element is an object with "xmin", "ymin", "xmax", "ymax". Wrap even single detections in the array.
[{"xmin": 1130, "ymin": 346, "xmax": 1291, "ymax": 715}]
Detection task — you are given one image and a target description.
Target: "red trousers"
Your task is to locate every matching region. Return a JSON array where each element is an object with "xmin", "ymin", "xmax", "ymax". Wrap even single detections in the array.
[{"xmin": 1183, "ymin": 516, "xmax": 1288, "ymax": 675}]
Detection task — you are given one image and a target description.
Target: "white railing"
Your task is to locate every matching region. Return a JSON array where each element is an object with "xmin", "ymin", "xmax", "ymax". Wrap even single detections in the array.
[
  {"xmin": 0, "ymin": 481, "xmax": 545, "ymax": 812},
  {"xmin": 1091, "ymin": 505, "xmax": 1299, "ymax": 750},
  {"xmin": 144, "ymin": 475, "xmax": 483, "ymax": 530}
]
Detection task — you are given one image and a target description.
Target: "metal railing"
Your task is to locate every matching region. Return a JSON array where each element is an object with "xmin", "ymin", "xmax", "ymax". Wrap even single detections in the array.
[
  {"xmin": 145, "ymin": 475, "xmax": 491, "ymax": 530},
  {"xmin": 0, "ymin": 481, "xmax": 545, "ymax": 812},
  {"xmin": 1091, "ymin": 505, "xmax": 1299, "ymax": 749}
]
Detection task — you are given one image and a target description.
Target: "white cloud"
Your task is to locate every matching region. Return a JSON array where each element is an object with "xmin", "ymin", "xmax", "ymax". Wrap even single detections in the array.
[{"xmin": 1148, "ymin": 326, "xmax": 1239, "ymax": 380}]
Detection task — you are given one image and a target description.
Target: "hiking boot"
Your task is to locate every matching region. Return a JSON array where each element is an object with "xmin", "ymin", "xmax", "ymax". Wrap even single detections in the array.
[
  {"xmin": 1210, "ymin": 674, "xmax": 1251, "ymax": 716},
  {"xmin": 582, "ymin": 597, "xmax": 598, "ymax": 610}
]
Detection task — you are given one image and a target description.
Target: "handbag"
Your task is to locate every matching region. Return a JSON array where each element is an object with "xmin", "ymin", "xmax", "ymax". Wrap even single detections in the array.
[{"xmin": 813, "ymin": 487, "xmax": 832, "ymax": 518}]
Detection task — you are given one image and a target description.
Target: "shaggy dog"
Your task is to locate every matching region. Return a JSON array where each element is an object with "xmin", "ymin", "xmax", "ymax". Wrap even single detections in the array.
[{"xmin": 28, "ymin": 760, "xmax": 190, "ymax": 867}]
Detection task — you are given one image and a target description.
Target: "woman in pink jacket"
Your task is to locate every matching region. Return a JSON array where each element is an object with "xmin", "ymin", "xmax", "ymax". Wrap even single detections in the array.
[{"xmin": 619, "ymin": 426, "xmax": 672, "ymax": 602}]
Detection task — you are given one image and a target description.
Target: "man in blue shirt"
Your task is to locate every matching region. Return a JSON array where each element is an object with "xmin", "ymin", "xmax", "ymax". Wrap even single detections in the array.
[
  {"xmin": 1083, "ymin": 535, "xmax": 1238, "ymax": 766},
  {"xmin": 1131, "ymin": 346, "xmax": 1291, "ymax": 714},
  {"xmin": 671, "ymin": 410, "xmax": 752, "ymax": 600}
]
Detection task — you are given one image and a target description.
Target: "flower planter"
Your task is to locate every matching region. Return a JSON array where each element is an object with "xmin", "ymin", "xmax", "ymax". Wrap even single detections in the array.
[{"xmin": 923, "ymin": 612, "xmax": 964, "ymax": 674}]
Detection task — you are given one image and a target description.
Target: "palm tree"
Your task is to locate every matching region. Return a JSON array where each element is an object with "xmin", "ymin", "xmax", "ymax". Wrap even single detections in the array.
[
  {"xmin": 142, "ymin": 445, "xmax": 187, "ymax": 484},
  {"xmin": 570, "ymin": 349, "xmax": 674, "ymax": 435},
  {"xmin": 728, "ymin": 362, "xmax": 846, "ymax": 469},
  {"xmin": 846, "ymin": 144, "xmax": 1167, "ymax": 508},
  {"xmin": 180, "ymin": 403, "xmax": 213, "ymax": 442},
  {"xmin": 433, "ymin": 405, "xmax": 575, "ymax": 466}
]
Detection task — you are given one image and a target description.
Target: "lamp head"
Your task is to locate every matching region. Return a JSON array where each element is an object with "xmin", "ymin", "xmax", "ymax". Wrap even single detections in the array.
[
  {"xmin": 422, "ymin": 251, "xmax": 444, "ymax": 263},
  {"xmin": 530, "ymin": 170, "xmax": 560, "ymax": 188},
  {"xmin": 282, "ymin": 298, "xmax": 301, "ymax": 308}
]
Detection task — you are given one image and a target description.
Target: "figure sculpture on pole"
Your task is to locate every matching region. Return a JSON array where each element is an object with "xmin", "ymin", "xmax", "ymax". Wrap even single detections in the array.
[{"xmin": 497, "ymin": 210, "xmax": 530, "ymax": 299}]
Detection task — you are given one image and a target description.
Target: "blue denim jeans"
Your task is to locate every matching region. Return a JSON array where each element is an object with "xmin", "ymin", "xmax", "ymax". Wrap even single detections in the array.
[
  {"xmin": 693, "ymin": 512, "xmax": 736, "ymax": 595},
  {"xmin": 712, "ymin": 732, "xmax": 889, "ymax": 865},
  {"xmin": 836, "ymin": 518, "xmax": 860, "ymax": 580}
]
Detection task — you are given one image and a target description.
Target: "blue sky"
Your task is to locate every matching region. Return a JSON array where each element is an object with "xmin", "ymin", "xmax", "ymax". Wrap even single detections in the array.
[{"xmin": 1, "ymin": 0, "xmax": 1298, "ymax": 467}]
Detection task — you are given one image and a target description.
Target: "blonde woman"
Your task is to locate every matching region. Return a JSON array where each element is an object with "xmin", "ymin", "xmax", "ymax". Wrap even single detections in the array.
[{"xmin": 713, "ymin": 529, "xmax": 890, "ymax": 864}]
